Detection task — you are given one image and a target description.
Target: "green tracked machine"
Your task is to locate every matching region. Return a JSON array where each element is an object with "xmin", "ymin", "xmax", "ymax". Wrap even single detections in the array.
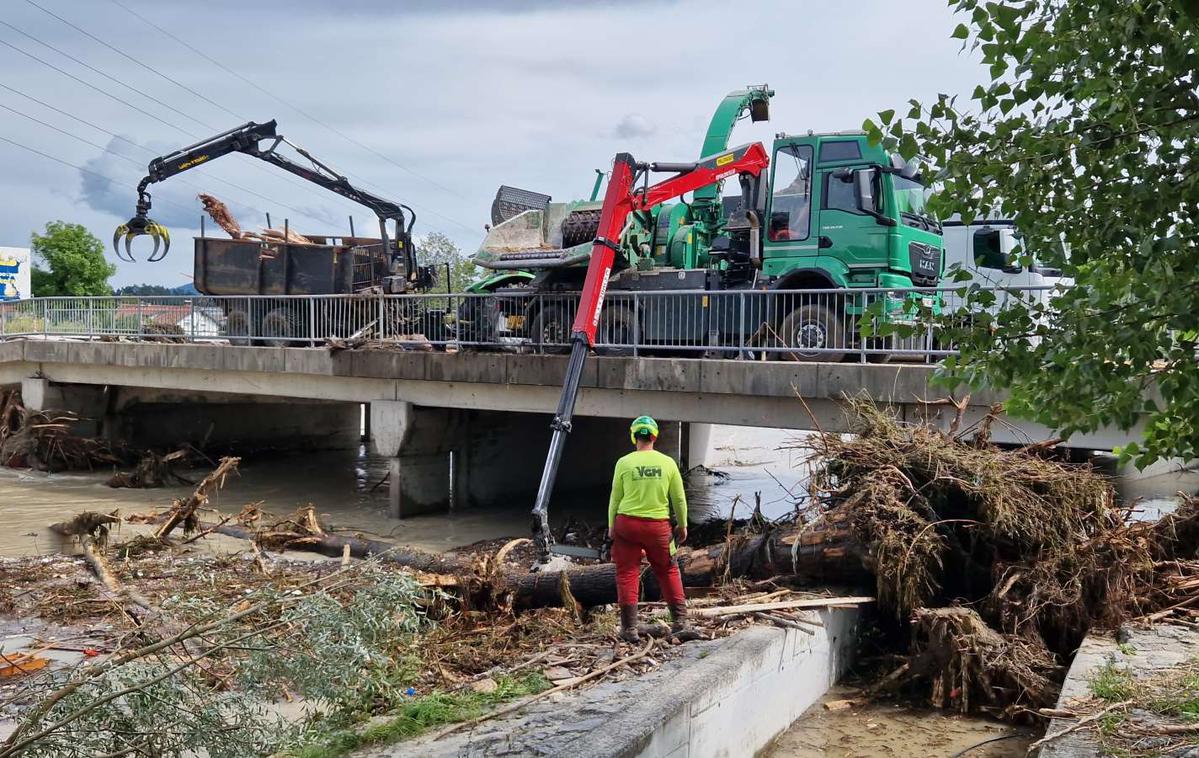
[{"xmin": 469, "ymin": 86, "xmax": 944, "ymax": 360}]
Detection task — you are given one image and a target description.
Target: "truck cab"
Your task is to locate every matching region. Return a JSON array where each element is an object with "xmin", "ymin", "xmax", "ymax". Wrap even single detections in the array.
[{"xmin": 470, "ymin": 96, "xmax": 945, "ymax": 361}]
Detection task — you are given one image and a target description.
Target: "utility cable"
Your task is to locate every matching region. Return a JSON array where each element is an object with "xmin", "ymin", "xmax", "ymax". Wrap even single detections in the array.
[
  {"xmin": 0, "ymin": 33, "xmax": 361, "ymax": 221},
  {"xmin": 0, "ymin": 10, "xmax": 368, "ymax": 217},
  {"xmin": 22, "ymin": 0, "xmax": 244, "ymax": 124},
  {"xmin": 0, "ymin": 78, "xmax": 313, "ymax": 218},
  {"xmin": 0, "ymin": 35, "xmax": 198, "ymax": 138},
  {"xmin": 0, "ymin": 97, "xmax": 324, "ymax": 226},
  {"xmin": 106, "ymin": 0, "xmax": 482, "ymax": 235},
  {"xmin": 0, "ymin": 18, "xmax": 223, "ymax": 133},
  {"xmin": 0, "ymin": 131, "xmax": 195, "ymax": 218}
]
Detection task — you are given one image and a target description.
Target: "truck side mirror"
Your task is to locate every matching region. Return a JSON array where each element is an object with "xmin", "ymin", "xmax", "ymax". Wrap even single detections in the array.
[{"xmin": 854, "ymin": 169, "xmax": 876, "ymax": 213}]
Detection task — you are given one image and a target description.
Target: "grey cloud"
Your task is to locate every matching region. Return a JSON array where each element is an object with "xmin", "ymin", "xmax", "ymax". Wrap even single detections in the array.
[
  {"xmin": 78, "ymin": 136, "xmax": 256, "ymax": 230},
  {"xmin": 611, "ymin": 114, "xmax": 656, "ymax": 139}
]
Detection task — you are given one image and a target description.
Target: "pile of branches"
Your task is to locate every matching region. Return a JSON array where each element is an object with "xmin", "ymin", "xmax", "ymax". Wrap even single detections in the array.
[
  {"xmin": 800, "ymin": 399, "xmax": 1199, "ymax": 717},
  {"xmin": 0, "ymin": 390, "xmax": 119, "ymax": 471}
]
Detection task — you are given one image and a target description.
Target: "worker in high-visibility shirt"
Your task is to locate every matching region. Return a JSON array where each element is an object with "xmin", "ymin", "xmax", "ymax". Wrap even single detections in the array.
[{"xmin": 608, "ymin": 416, "xmax": 692, "ymax": 643}]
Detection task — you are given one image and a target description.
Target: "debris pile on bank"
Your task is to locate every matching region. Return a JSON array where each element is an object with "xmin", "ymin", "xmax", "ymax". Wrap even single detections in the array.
[
  {"xmin": 799, "ymin": 399, "xmax": 1199, "ymax": 718},
  {"xmin": 0, "ymin": 390, "xmax": 118, "ymax": 471},
  {"xmin": 0, "ymin": 389, "xmax": 196, "ymax": 486}
]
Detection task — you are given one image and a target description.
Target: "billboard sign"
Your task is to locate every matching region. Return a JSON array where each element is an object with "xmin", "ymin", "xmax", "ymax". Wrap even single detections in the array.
[{"xmin": 0, "ymin": 247, "xmax": 31, "ymax": 301}]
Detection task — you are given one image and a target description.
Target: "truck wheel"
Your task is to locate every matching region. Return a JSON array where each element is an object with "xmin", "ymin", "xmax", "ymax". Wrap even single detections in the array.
[
  {"xmin": 260, "ymin": 307, "xmax": 299, "ymax": 347},
  {"xmin": 596, "ymin": 304, "xmax": 635, "ymax": 356},
  {"xmin": 224, "ymin": 309, "xmax": 252, "ymax": 346},
  {"xmin": 530, "ymin": 305, "xmax": 570, "ymax": 354},
  {"xmin": 777, "ymin": 304, "xmax": 846, "ymax": 362}
]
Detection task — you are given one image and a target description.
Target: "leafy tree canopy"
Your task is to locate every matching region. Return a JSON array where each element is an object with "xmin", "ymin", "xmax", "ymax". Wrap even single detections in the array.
[
  {"xmin": 30, "ymin": 221, "xmax": 117, "ymax": 297},
  {"xmin": 417, "ymin": 232, "xmax": 479, "ymax": 293},
  {"xmin": 866, "ymin": 0, "xmax": 1199, "ymax": 467}
]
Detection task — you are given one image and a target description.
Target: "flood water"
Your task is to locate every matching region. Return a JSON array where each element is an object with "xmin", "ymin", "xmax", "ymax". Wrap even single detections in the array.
[
  {"xmin": 1, "ymin": 423, "xmax": 1195, "ymax": 560},
  {"xmin": 0, "ymin": 425, "xmax": 811, "ymax": 559}
]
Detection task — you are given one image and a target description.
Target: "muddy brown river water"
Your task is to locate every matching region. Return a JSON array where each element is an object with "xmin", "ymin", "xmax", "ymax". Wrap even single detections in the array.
[{"xmin": 0, "ymin": 426, "xmax": 810, "ymax": 558}]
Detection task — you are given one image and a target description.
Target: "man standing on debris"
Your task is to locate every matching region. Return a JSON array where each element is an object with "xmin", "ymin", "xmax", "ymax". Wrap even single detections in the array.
[{"xmin": 608, "ymin": 416, "xmax": 693, "ymax": 643}]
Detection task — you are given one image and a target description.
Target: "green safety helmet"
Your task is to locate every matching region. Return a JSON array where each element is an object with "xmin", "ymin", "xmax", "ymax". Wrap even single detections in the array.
[{"xmin": 629, "ymin": 415, "xmax": 659, "ymax": 445}]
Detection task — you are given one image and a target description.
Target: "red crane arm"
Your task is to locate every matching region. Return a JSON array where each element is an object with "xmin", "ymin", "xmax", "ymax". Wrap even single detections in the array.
[
  {"xmin": 532, "ymin": 142, "xmax": 770, "ymax": 563},
  {"xmin": 571, "ymin": 141, "xmax": 769, "ymax": 345}
]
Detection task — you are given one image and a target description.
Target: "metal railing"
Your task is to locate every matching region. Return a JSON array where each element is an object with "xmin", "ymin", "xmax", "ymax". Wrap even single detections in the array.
[{"xmin": 0, "ymin": 286, "xmax": 1061, "ymax": 364}]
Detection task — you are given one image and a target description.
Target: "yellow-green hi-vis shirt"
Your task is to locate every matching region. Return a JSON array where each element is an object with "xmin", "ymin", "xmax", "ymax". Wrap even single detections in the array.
[{"xmin": 608, "ymin": 449, "xmax": 687, "ymax": 530}]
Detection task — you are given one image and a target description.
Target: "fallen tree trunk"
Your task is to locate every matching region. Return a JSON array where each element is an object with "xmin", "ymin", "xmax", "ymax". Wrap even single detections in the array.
[{"xmin": 189, "ymin": 509, "xmax": 868, "ymax": 609}]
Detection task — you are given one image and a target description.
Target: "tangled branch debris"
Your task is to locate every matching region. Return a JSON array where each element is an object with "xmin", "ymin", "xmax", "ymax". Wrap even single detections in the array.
[
  {"xmin": 798, "ymin": 397, "xmax": 1199, "ymax": 716},
  {"xmin": 0, "ymin": 390, "xmax": 119, "ymax": 471}
]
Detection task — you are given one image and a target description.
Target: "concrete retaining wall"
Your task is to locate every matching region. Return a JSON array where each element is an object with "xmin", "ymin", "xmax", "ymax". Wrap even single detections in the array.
[{"xmin": 368, "ymin": 607, "xmax": 859, "ymax": 758}]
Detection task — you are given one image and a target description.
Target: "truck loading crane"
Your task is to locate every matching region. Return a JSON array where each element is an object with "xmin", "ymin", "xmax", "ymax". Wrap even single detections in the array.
[
  {"xmin": 531, "ymin": 141, "xmax": 770, "ymax": 562},
  {"xmin": 472, "ymin": 87, "xmax": 944, "ymax": 361},
  {"xmin": 112, "ymin": 120, "xmax": 429, "ymax": 294}
]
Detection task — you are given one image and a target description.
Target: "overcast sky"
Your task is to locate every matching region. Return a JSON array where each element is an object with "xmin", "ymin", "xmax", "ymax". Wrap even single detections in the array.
[{"xmin": 0, "ymin": 0, "xmax": 984, "ymax": 287}]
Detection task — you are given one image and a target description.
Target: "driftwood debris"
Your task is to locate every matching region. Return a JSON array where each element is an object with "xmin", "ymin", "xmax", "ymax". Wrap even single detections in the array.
[
  {"xmin": 154, "ymin": 457, "xmax": 239, "ymax": 539},
  {"xmin": 107, "ymin": 449, "xmax": 191, "ymax": 489}
]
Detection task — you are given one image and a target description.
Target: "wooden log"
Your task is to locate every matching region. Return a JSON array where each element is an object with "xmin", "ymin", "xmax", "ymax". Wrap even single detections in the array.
[
  {"xmin": 80, "ymin": 541, "xmax": 154, "ymax": 625},
  {"xmin": 187, "ymin": 512, "xmax": 869, "ymax": 610},
  {"xmin": 155, "ymin": 457, "xmax": 239, "ymax": 539}
]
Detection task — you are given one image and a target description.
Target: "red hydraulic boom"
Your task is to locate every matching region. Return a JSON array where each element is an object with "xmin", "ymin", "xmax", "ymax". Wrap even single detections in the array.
[{"xmin": 531, "ymin": 142, "xmax": 770, "ymax": 562}]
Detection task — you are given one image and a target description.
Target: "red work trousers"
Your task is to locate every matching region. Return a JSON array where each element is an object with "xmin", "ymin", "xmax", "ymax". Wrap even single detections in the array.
[{"xmin": 611, "ymin": 514, "xmax": 686, "ymax": 606}]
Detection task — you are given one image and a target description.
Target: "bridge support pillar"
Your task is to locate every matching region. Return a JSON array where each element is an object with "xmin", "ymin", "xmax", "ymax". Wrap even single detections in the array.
[
  {"xmin": 21, "ymin": 378, "xmax": 108, "ymax": 437},
  {"xmin": 371, "ymin": 401, "xmax": 469, "ymax": 518}
]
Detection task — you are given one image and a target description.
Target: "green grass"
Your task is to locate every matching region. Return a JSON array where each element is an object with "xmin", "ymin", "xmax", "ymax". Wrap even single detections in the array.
[
  {"xmin": 1088, "ymin": 656, "xmax": 1199, "ymax": 757},
  {"xmin": 287, "ymin": 671, "xmax": 551, "ymax": 758},
  {"xmin": 1090, "ymin": 660, "xmax": 1135, "ymax": 702}
]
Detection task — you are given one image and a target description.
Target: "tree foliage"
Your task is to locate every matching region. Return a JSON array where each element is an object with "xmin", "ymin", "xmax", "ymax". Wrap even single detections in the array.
[
  {"xmin": 29, "ymin": 222, "xmax": 116, "ymax": 297},
  {"xmin": 416, "ymin": 232, "xmax": 478, "ymax": 293},
  {"xmin": 865, "ymin": 0, "xmax": 1199, "ymax": 466}
]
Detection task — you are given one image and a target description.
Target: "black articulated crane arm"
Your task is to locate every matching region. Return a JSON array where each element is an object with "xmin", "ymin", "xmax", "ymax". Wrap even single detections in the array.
[
  {"xmin": 113, "ymin": 120, "xmax": 418, "ymax": 281},
  {"xmin": 530, "ymin": 141, "xmax": 771, "ymax": 565}
]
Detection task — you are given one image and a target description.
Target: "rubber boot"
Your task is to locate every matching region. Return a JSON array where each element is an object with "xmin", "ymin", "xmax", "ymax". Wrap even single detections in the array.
[
  {"xmin": 669, "ymin": 602, "xmax": 702, "ymax": 642},
  {"xmin": 618, "ymin": 604, "xmax": 641, "ymax": 644}
]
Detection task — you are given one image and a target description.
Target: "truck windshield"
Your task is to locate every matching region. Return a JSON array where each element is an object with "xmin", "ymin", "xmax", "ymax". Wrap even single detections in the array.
[{"xmin": 892, "ymin": 175, "xmax": 938, "ymax": 231}]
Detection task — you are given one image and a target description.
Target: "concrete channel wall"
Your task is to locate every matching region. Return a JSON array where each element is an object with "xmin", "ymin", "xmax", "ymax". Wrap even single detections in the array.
[{"xmin": 380, "ymin": 608, "xmax": 860, "ymax": 758}]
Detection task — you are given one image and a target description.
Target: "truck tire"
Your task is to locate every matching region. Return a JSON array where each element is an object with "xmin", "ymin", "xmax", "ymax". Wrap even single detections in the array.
[
  {"xmin": 529, "ymin": 304, "xmax": 570, "ymax": 354},
  {"xmin": 260, "ymin": 307, "xmax": 300, "ymax": 347},
  {"xmin": 596, "ymin": 304, "xmax": 635, "ymax": 356},
  {"xmin": 223, "ymin": 308, "xmax": 252, "ymax": 346},
  {"xmin": 777, "ymin": 303, "xmax": 847, "ymax": 362}
]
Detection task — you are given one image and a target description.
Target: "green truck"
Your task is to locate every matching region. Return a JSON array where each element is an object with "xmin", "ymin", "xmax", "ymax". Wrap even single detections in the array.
[{"xmin": 468, "ymin": 87, "xmax": 944, "ymax": 360}]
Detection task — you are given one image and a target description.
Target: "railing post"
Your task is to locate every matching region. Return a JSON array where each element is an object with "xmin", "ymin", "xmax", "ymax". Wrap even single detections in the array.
[
  {"xmin": 378, "ymin": 293, "xmax": 386, "ymax": 341},
  {"xmin": 308, "ymin": 297, "xmax": 317, "ymax": 345},
  {"xmin": 859, "ymin": 292, "xmax": 868, "ymax": 364},
  {"xmin": 189, "ymin": 298, "xmax": 196, "ymax": 342},
  {"xmin": 136, "ymin": 297, "xmax": 143, "ymax": 340},
  {"xmin": 738, "ymin": 291, "xmax": 746, "ymax": 358},
  {"xmin": 632, "ymin": 291, "xmax": 640, "ymax": 357}
]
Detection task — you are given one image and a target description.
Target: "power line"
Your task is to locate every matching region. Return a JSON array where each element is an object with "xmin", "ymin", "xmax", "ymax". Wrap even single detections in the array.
[
  {"xmin": 0, "ymin": 32, "xmax": 359, "ymax": 220},
  {"xmin": 22, "ymin": 0, "xmax": 244, "ymax": 124},
  {"xmin": 106, "ymin": 0, "xmax": 483, "ymax": 233},
  {"xmin": 0, "ymin": 93, "xmax": 324, "ymax": 226},
  {"xmin": 0, "ymin": 131, "xmax": 195, "ymax": 218},
  {"xmin": 0, "ymin": 35, "xmax": 198, "ymax": 137},
  {"xmin": 0, "ymin": 18, "xmax": 222, "ymax": 133}
]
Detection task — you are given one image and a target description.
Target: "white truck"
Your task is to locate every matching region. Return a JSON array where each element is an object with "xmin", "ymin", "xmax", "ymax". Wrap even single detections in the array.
[{"xmin": 941, "ymin": 218, "xmax": 1067, "ymax": 291}]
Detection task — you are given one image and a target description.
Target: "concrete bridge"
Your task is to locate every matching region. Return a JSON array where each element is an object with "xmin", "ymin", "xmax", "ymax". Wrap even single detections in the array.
[{"xmin": 0, "ymin": 339, "xmax": 1136, "ymax": 517}]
